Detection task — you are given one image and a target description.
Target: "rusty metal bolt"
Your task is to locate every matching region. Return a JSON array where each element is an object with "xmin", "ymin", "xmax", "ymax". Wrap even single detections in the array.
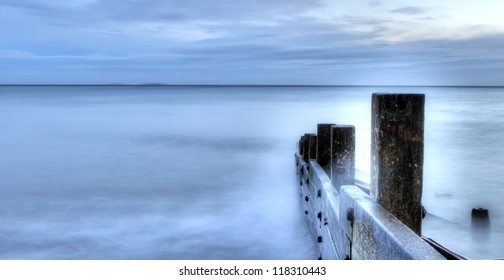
[
  {"xmin": 421, "ymin": 205, "xmax": 427, "ymax": 219},
  {"xmin": 346, "ymin": 208, "xmax": 354, "ymax": 222}
]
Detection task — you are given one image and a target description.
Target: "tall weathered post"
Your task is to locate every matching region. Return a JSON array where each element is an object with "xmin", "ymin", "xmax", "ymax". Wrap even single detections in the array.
[
  {"xmin": 330, "ymin": 125, "xmax": 355, "ymax": 191},
  {"xmin": 317, "ymin": 123, "xmax": 335, "ymax": 176},
  {"xmin": 371, "ymin": 93, "xmax": 424, "ymax": 235}
]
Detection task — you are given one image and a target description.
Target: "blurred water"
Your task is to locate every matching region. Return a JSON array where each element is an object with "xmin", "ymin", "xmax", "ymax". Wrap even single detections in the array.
[{"xmin": 0, "ymin": 85, "xmax": 503, "ymax": 259}]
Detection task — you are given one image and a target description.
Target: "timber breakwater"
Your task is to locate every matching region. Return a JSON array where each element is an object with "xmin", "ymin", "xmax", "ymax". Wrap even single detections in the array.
[{"xmin": 296, "ymin": 93, "xmax": 464, "ymax": 260}]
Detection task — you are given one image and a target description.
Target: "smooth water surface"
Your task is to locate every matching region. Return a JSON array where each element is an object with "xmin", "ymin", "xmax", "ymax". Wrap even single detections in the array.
[{"xmin": 1, "ymin": 85, "xmax": 503, "ymax": 259}]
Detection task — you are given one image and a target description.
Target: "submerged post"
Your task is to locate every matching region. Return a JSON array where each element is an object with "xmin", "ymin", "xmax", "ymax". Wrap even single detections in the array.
[
  {"xmin": 330, "ymin": 125, "xmax": 355, "ymax": 191},
  {"xmin": 371, "ymin": 93, "xmax": 425, "ymax": 235},
  {"xmin": 317, "ymin": 123, "xmax": 335, "ymax": 175}
]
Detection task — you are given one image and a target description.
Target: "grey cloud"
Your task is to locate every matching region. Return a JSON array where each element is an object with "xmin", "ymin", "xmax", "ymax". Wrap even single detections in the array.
[
  {"xmin": 391, "ymin": 6, "xmax": 425, "ymax": 15},
  {"xmin": 402, "ymin": 33, "xmax": 504, "ymax": 53},
  {"xmin": 2, "ymin": 1, "xmax": 504, "ymax": 85},
  {"xmin": 7, "ymin": 22, "xmax": 504, "ymax": 70},
  {"xmin": 0, "ymin": 0, "xmax": 55, "ymax": 11},
  {"xmin": 0, "ymin": 0, "xmax": 84, "ymax": 17},
  {"xmin": 86, "ymin": 0, "xmax": 326, "ymax": 22},
  {"xmin": 341, "ymin": 15, "xmax": 394, "ymax": 26},
  {"xmin": 368, "ymin": 1, "xmax": 382, "ymax": 7},
  {"xmin": 417, "ymin": 17, "xmax": 435, "ymax": 21},
  {"xmin": 0, "ymin": 0, "xmax": 326, "ymax": 30},
  {"xmin": 3, "ymin": 33, "xmax": 504, "ymax": 85}
]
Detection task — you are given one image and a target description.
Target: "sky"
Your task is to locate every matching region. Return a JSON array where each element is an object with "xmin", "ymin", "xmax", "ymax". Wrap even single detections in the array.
[{"xmin": 1, "ymin": 0, "xmax": 504, "ymax": 85}]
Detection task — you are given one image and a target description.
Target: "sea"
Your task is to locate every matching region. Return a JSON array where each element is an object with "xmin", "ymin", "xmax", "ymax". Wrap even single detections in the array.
[{"xmin": 0, "ymin": 85, "xmax": 503, "ymax": 260}]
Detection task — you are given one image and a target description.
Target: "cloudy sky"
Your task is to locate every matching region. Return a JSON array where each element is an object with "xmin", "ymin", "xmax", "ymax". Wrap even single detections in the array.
[{"xmin": 1, "ymin": 0, "xmax": 503, "ymax": 85}]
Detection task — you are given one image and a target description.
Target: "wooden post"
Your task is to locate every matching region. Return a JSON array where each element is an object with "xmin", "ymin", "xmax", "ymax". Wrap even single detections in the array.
[
  {"xmin": 330, "ymin": 125, "xmax": 355, "ymax": 191},
  {"xmin": 299, "ymin": 135, "xmax": 305, "ymax": 155},
  {"xmin": 303, "ymin": 133, "xmax": 311, "ymax": 163},
  {"xmin": 317, "ymin": 123, "xmax": 335, "ymax": 175},
  {"xmin": 371, "ymin": 93, "xmax": 424, "ymax": 235},
  {"xmin": 308, "ymin": 134, "xmax": 317, "ymax": 161}
]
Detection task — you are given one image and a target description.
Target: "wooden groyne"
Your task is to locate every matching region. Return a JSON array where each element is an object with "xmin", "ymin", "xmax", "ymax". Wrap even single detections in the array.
[{"xmin": 296, "ymin": 93, "xmax": 450, "ymax": 260}]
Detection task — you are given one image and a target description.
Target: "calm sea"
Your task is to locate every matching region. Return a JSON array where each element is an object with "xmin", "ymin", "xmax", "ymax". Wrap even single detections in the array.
[{"xmin": 1, "ymin": 85, "xmax": 503, "ymax": 259}]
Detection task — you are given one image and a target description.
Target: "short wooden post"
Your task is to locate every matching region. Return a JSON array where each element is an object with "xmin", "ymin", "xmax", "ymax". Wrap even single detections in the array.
[
  {"xmin": 299, "ymin": 135, "xmax": 305, "ymax": 155},
  {"xmin": 303, "ymin": 133, "xmax": 311, "ymax": 163},
  {"xmin": 330, "ymin": 125, "xmax": 355, "ymax": 191},
  {"xmin": 371, "ymin": 93, "xmax": 424, "ymax": 235},
  {"xmin": 308, "ymin": 134, "xmax": 317, "ymax": 161},
  {"xmin": 317, "ymin": 123, "xmax": 335, "ymax": 175}
]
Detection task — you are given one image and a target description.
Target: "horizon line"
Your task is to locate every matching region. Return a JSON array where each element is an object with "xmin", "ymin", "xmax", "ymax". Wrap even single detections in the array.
[{"xmin": 1, "ymin": 83, "xmax": 504, "ymax": 88}]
